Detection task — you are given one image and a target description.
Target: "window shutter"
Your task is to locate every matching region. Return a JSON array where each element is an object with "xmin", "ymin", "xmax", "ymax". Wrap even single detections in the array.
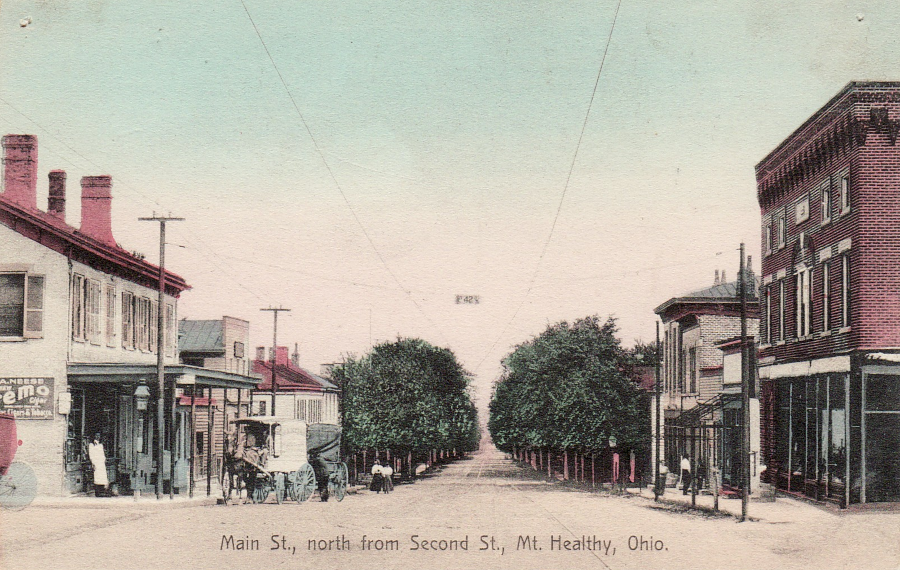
[{"xmin": 24, "ymin": 275, "xmax": 44, "ymax": 338}]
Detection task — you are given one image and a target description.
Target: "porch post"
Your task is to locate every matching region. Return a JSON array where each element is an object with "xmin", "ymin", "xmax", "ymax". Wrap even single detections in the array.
[
  {"xmin": 190, "ymin": 386, "xmax": 196, "ymax": 498},
  {"xmin": 169, "ymin": 378, "xmax": 176, "ymax": 500},
  {"xmin": 207, "ymin": 386, "xmax": 213, "ymax": 496}
]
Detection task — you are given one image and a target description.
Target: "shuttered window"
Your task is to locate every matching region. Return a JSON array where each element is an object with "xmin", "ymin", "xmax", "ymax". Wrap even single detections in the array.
[{"xmin": 0, "ymin": 273, "xmax": 44, "ymax": 338}]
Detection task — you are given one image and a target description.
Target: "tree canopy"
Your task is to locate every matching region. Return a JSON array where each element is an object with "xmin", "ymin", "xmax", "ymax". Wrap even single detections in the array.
[
  {"xmin": 332, "ymin": 337, "xmax": 480, "ymax": 454},
  {"xmin": 488, "ymin": 316, "xmax": 649, "ymax": 454}
]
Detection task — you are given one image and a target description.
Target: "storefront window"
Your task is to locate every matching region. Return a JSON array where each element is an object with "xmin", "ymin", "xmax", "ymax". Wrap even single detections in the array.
[{"xmin": 827, "ymin": 375, "xmax": 846, "ymax": 486}]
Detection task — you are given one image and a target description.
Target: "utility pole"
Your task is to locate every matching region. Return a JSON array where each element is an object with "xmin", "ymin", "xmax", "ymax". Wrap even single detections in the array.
[
  {"xmin": 139, "ymin": 214, "xmax": 184, "ymax": 500},
  {"xmin": 654, "ymin": 320, "xmax": 661, "ymax": 501},
  {"xmin": 260, "ymin": 307, "xmax": 290, "ymax": 416},
  {"xmin": 739, "ymin": 243, "xmax": 751, "ymax": 521}
]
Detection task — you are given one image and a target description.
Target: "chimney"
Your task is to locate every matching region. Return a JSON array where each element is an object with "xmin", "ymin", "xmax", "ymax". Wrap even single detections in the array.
[
  {"xmin": 291, "ymin": 343, "xmax": 300, "ymax": 368},
  {"xmin": 80, "ymin": 175, "xmax": 115, "ymax": 246},
  {"xmin": 276, "ymin": 346, "xmax": 289, "ymax": 367},
  {"xmin": 2, "ymin": 134, "xmax": 38, "ymax": 209},
  {"xmin": 48, "ymin": 170, "xmax": 66, "ymax": 219},
  {"xmin": 256, "ymin": 346, "xmax": 266, "ymax": 361},
  {"xmin": 714, "ymin": 270, "xmax": 720, "ymax": 285},
  {"xmin": 721, "ymin": 270, "xmax": 726, "ymax": 283}
]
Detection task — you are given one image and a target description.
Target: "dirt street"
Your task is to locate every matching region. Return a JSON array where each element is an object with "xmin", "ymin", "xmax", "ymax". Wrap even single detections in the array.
[{"xmin": 2, "ymin": 446, "xmax": 898, "ymax": 570}]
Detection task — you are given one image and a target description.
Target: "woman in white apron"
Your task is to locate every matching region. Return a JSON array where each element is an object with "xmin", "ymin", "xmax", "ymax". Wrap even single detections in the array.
[{"xmin": 88, "ymin": 433, "xmax": 109, "ymax": 497}]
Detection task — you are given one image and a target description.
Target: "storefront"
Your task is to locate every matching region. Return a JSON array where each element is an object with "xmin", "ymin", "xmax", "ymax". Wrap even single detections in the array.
[{"xmin": 65, "ymin": 363, "xmax": 258, "ymax": 496}]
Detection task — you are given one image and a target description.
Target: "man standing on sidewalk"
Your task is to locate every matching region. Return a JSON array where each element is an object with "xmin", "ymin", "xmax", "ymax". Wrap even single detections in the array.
[{"xmin": 679, "ymin": 456, "xmax": 691, "ymax": 496}]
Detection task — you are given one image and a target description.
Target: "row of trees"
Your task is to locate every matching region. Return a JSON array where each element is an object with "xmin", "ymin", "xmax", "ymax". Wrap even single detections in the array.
[
  {"xmin": 488, "ymin": 316, "xmax": 650, "ymax": 475},
  {"xmin": 330, "ymin": 337, "xmax": 480, "ymax": 475}
]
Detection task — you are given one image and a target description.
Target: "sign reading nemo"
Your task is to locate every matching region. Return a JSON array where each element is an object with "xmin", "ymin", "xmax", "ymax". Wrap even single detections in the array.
[{"xmin": 0, "ymin": 377, "xmax": 54, "ymax": 419}]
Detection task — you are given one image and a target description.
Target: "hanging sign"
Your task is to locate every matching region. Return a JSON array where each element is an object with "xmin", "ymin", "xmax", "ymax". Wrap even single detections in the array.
[{"xmin": 0, "ymin": 377, "xmax": 55, "ymax": 419}]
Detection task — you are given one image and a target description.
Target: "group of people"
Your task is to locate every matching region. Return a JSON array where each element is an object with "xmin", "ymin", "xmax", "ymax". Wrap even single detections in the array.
[
  {"xmin": 654, "ymin": 456, "xmax": 708, "ymax": 497},
  {"xmin": 369, "ymin": 459, "xmax": 394, "ymax": 494}
]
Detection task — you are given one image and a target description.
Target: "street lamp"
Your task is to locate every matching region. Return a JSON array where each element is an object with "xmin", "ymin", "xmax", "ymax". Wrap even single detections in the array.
[{"xmin": 134, "ymin": 384, "xmax": 151, "ymax": 411}]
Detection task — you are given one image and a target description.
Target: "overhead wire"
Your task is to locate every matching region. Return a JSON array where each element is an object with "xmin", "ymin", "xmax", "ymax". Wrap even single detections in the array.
[
  {"xmin": 237, "ymin": 0, "xmax": 449, "ymax": 346},
  {"xmin": 473, "ymin": 0, "xmax": 624, "ymax": 375}
]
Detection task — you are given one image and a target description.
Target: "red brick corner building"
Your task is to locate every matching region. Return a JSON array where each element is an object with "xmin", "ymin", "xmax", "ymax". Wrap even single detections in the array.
[{"xmin": 757, "ymin": 82, "xmax": 900, "ymax": 506}]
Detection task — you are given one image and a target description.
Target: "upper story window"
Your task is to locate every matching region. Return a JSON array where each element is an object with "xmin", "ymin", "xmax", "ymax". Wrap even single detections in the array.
[
  {"xmin": 796, "ymin": 267, "xmax": 811, "ymax": 338},
  {"xmin": 839, "ymin": 172, "xmax": 851, "ymax": 214},
  {"xmin": 765, "ymin": 224, "xmax": 773, "ymax": 256},
  {"xmin": 765, "ymin": 286, "xmax": 772, "ymax": 344},
  {"xmin": 71, "ymin": 275, "xmax": 101, "ymax": 344},
  {"xmin": 778, "ymin": 280, "xmax": 786, "ymax": 342},
  {"xmin": 842, "ymin": 254, "xmax": 850, "ymax": 327},
  {"xmin": 0, "ymin": 272, "xmax": 44, "ymax": 338},
  {"xmin": 821, "ymin": 180, "xmax": 831, "ymax": 224},
  {"xmin": 687, "ymin": 347, "xmax": 698, "ymax": 394},
  {"xmin": 122, "ymin": 291, "xmax": 134, "ymax": 349},
  {"xmin": 795, "ymin": 195, "xmax": 810, "ymax": 225},
  {"xmin": 822, "ymin": 262, "xmax": 830, "ymax": 331},
  {"xmin": 105, "ymin": 285, "xmax": 116, "ymax": 347},
  {"xmin": 776, "ymin": 211, "xmax": 786, "ymax": 249}
]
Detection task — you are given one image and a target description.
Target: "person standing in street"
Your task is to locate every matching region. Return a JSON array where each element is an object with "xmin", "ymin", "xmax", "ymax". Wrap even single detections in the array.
[
  {"xmin": 382, "ymin": 461, "xmax": 394, "ymax": 493},
  {"xmin": 370, "ymin": 459, "xmax": 384, "ymax": 493},
  {"xmin": 88, "ymin": 433, "xmax": 109, "ymax": 497},
  {"xmin": 680, "ymin": 455, "xmax": 692, "ymax": 496}
]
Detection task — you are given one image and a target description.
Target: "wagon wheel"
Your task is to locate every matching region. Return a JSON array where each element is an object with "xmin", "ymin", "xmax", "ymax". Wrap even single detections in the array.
[
  {"xmin": 250, "ymin": 476, "xmax": 270, "ymax": 504},
  {"xmin": 274, "ymin": 472, "xmax": 286, "ymax": 505},
  {"xmin": 0, "ymin": 462, "xmax": 38, "ymax": 511},
  {"xmin": 293, "ymin": 463, "xmax": 316, "ymax": 503},
  {"xmin": 331, "ymin": 462, "xmax": 348, "ymax": 502}
]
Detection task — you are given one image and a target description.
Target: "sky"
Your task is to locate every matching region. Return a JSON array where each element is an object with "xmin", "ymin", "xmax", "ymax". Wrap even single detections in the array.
[{"xmin": 2, "ymin": 1, "xmax": 899, "ymax": 414}]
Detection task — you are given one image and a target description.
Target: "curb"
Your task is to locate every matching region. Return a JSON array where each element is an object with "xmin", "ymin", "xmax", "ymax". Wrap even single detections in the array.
[{"xmin": 27, "ymin": 495, "xmax": 220, "ymax": 510}]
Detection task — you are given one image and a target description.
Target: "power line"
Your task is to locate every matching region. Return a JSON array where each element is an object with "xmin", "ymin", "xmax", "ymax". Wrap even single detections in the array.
[
  {"xmin": 237, "ymin": 0, "xmax": 449, "ymax": 346},
  {"xmin": 474, "ymin": 0, "xmax": 624, "ymax": 375}
]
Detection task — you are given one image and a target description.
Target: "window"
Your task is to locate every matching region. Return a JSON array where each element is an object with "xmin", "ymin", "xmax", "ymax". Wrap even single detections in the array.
[
  {"xmin": 841, "ymin": 255, "xmax": 850, "ymax": 327},
  {"xmin": 0, "ymin": 272, "xmax": 43, "ymax": 338},
  {"xmin": 166, "ymin": 304, "xmax": 176, "ymax": 357},
  {"xmin": 765, "ymin": 224, "xmax": 773, "ymax": 256},
  {"xmin": 234, "ymin": 341, "xmax": 245, "ymax": 359},
  {"xmin": 796, "ymin": 268, "xmax": 811, "ymax": 338},
  {"xmin": 821, "ymin": 181, "xmax": 831, "ymax": 224},
  {"xmin": 776, "ymin": 211, "xmax": 786, "ymax": 249},
  {"xmin": 105, "ymin": 285, "xmax": 116, "ymax": 347},
  {"xmin": 688, "ymin": 347, "xmax": 698, "ymax": 393},
  {"xmin": 766, "ymin": 286, "xmax": 772, "ymax": 344},
  {"xmin": 72, "ymin": 274, "xmax": 85, "ymax": 341},
  {"xmin": 85, "ymin": 279, "xmax": 101, "ymax": 345},
  {"xmin": 822, "ymin": 263, "xmax": 830, "ymax": 331},
  {"xmin": 840, "ymin": 173, "xmax": 850, "ymax": 214},
  {"xmin": 149, "ymin": 299, "xmax": 158, "ymax": 353},
  {"xmin": 122, "ymin": 291, "xmax": 134, "ymax": 349},
  {"xmin": 779, "ymin": 280, "xmax": 785, "ymax": 342}
]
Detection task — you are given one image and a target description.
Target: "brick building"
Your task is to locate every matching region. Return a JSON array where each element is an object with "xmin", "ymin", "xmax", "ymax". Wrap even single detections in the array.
[
  {"xmin": 757, "ymin": 81, "xmax": 900, "ymax": 505},
  {"xmin": 653, "ymin": 273, "xmax": 759, "ymax": 491}
]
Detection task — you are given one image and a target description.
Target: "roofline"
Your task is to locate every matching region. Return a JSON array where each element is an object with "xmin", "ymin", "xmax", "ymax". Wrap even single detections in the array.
[
  {"xmin": 755, "ymin": 81, "xmax": 900, "ymax": 172},
  {"xmin": 0, "ymin": 196, "xmax": 190, "ymax": 294},
  {"xmin": 653, "ymin": 296, "xmax": 757, "ymax": 316}
]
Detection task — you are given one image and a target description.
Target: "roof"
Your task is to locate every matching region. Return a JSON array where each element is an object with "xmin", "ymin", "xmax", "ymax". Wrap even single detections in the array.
[
  {"xmin": 252, "ymin": 360, "xmax": 339, "ymax": 392},
  {"xmin": 179, "ymin": 319, "xmax": 224, "ymax": 353},
  {"xmin": 0, "ymin": 194, "xmax": 189, "ymax": 295},
  {"xmin": 654, "ymin": 277, "xmax": 760, "ymax": 316}
]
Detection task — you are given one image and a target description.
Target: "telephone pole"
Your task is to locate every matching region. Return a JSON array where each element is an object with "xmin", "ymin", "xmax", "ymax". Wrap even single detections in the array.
[
  {"xmin": 261, "ymin": 306, "xmax": 290, "ymax": 416},
  {"xmin": 139, "ymin": 214, "xmax": 184, "ymax": 500},
  {"xmin": 739, "ymin": 243, "xmax": 751, "ymax": 521}
]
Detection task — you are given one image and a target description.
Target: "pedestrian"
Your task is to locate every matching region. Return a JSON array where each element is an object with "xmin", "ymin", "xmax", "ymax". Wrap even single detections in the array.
[
  {"xmin": 680, "ymin": 455, "xmax": 692, "ymax": 496},
  {"xmin": 655, "ymin": 461, "xmax": 669, "ymax": 498},
  {"xmin": 370, "ymin": 459, "xmax": 384, "ymax": 493},
  {"xmin": 382, "ymin": 461, "xmax": 394, "ymax": 493},
  {"xmin": 88, "ymin": 433, "xmax": 109, "ymax": 497},
  {"xmin": 696, "ymin": 458, "xmax": 707, "ymax": 491}
]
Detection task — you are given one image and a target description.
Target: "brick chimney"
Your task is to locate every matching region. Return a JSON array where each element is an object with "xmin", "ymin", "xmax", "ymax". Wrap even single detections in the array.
[
  {"xmin": 80, "ymin": 175, "xmax": 115, "ymax": 246},
  {"xmin": 48, "ymin": 170, "xmax": 66, "ymax": 219},
  {"xmin": 1, "ymin": 134, "xmax": 38, "ymax": 209},
  {"xmin": 291, "ymin": 343, "xmax": 300, "ymax": 368},
  {"xmin": 714, "ymin": 270, "xmax": 720, "ymax": 285},
  {"xmin": 256, "ymin": 346, "xmax": 266, "ymax": 361}
]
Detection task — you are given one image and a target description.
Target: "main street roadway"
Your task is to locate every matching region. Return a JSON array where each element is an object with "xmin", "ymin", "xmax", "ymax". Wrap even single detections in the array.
[{"xmin": 2, "ymin": 445, "xmax": 898, "ymax": 570}]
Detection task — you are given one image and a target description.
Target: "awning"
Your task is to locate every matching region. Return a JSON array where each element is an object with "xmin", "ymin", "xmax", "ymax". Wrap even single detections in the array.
[
  {"xmin": 67, "ymin": 363, "xmax": 261, "ymax": 389},
  {"xmin": 671, "ymin": 392, "xmax": 741, "ymax": 428}
]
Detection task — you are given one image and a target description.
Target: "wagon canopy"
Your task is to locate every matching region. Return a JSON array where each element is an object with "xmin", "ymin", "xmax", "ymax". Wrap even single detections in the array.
[{"xmin": 307, "ymin": 423, "xmax": 341, "ymax": 463}]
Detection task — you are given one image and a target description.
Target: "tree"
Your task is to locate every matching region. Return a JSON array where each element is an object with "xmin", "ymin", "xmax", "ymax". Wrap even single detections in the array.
[
  {"xmin": 488, "ymin": 316, "xmax": 649, "ymax": 456},
  {"xmin": 332, "ymin": 338, "xmax": 480, "ymax": 458}
]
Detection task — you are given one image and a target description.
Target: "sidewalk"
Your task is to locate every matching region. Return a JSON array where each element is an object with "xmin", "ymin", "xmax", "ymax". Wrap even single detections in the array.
[
  {"xmin": 28, "ymin": 493, "xmax": 219, "ymax": 510},
  {"xmin": 624, "ymin": 485, "xmax": 835, "ymax": 523}
]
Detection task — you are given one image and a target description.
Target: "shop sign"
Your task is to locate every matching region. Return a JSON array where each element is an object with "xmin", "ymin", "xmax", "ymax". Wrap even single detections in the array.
[{"xmin": 0, "ymin": 377, "xmax": 54, "ymax": 419}]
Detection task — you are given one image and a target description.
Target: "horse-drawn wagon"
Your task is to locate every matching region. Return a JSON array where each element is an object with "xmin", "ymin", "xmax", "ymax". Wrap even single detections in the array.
[{"xmin": 222, "ymin": 417, "xmax": 347, "ymax": 504}]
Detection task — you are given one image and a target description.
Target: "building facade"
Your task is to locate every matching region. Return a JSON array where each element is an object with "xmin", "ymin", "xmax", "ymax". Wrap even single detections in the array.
[
  {"xmin": 757, "ymin": 81, "xmax": 900, "ymax": 506},
  {"xmin": 0, "ymin": 134, "xmax": 256, "ymax": 497},
  {"xmin": 251, "ymin": 346, "xmax": 340, "ymax": 425},
  {"xmin": 653, "ymin": 273, "xmax": 759, "ymax": 492}
]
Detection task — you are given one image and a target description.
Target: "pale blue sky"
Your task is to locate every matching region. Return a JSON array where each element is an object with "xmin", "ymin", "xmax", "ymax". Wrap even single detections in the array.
[{"xmin": 2, "ymin": 1, "xmax": 897, "ymax": 408}]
